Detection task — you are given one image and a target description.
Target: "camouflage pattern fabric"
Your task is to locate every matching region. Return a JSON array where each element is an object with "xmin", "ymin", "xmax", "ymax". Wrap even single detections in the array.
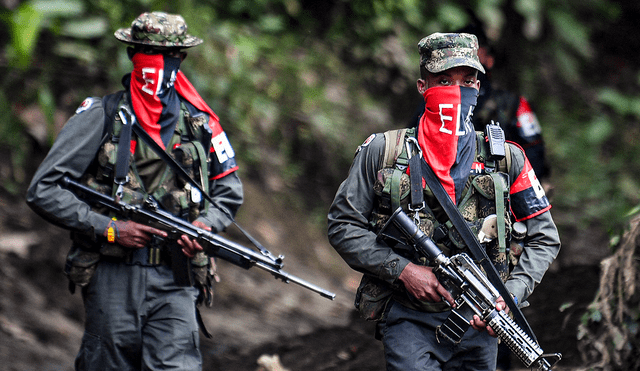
[
  {"xmin": 115, "ymin": 11, "xmax": 203, "ymax": 48},
  {"xmin": 418, "ymin": 33, "xmax": 485, "ymax": 74}
]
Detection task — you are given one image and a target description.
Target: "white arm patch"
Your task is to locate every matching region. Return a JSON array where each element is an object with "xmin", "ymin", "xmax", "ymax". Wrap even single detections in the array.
[{"xmin": 212, "ymin": 132, "xmax": 235, "ymax": 163}]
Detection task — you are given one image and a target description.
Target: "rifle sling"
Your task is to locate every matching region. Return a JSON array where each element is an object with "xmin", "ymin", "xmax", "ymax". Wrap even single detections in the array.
[
  {"xmin": 409, "ymin": 155, "xmax": 425, "ymax": 210},
  {"xmin": 419, "ymin": 157, "xmax": 538, "ymax": 342},
  {"xmin": 114, "ymin": 107, "xmax": 133, "ymax": 194}
]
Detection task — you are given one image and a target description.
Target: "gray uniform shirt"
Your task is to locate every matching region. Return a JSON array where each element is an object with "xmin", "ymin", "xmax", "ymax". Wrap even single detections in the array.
[
  {"xmin": 26, "ymin": 96, "xmax": 243, "ymax": 241},
  {"xmin": 327, "ymin": 132, "xmax": 560, "ymax": 304}
]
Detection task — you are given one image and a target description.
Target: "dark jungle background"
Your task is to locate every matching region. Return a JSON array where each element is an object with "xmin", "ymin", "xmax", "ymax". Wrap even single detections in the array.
[{"xmin": 1, "ymin": 0, "xmax": 639, "ymax": 370}]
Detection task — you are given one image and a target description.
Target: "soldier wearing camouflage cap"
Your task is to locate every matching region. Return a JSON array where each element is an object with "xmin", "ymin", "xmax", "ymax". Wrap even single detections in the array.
[
  {"xmin": 418, "ymin": 32, "xmax": 485, "ymax": 74},
  {"xmin": 27, "ymin": 11, "xmax": 243, "ymax": 371},
  {"xmin": 328, "ymin": 31, "xmax": 560, "ymax": 371}
]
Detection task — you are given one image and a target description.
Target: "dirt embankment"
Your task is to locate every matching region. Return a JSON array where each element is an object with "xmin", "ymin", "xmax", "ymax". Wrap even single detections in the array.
[{"xmin": 0, "ymin": 178, "xmax": 605, "ymax": 371}]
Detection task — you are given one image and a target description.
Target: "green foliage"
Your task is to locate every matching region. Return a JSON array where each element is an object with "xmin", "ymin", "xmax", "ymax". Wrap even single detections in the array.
[
  {"xmin": 582, "ymin": 302, "xmax": 603, "ymax": 325},
  {"xmin": 1, "ymin": 0, "xmax": 639, "ymax": 228},
  {"xmin": 0, "ymin": 90, "xmax": 28, "ymax": 192},
  {"xmin": 3, "ymin": 2, "xmax": 640, "ymax": 365},
  {"xmin": 3, "ymin": 2, "xmax": 45, "ymax": 69},
  {"xmin": 598, "ymin": 88, "xmax": 640, "ymax": 119}
]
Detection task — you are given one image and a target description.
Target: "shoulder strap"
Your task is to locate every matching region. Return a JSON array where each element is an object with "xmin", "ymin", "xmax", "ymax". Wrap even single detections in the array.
[
  {"xmin": 382, "ymin": 128, "xmax": 425, "ymax": 211},
  {"xmin": 114, "ymin": 105, "xmax": 133, "ymax": 197},
  {"xmin": 382, "ymin": 128, "xmax": 408, "ymax": 169},
  {"xmin": 97, "ymin": 90, "xmax": 129, "ymax": 197},
  {"xmin": 501, "ymin": 142, "xmax": 512, "ymax": 173},
  {"xmin": 101, "ymin": 90, "xmax": 125, "ymax": 141}
]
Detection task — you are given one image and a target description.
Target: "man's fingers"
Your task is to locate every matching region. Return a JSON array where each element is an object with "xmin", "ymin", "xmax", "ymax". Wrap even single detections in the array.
[
  {"xmin": 178, "ymin": 234, "xmax": 203, "ymax": 258},
  {"xmin": 436, "ymin": 283, "xmax": 455, "ymax": 307},
  {"xmin": 177, "ymin": 235, "xmax": 193, "ymax": 256},
  {"xmin": 470, "ymin": 314, "xmax": 501, "ymax": 337},
  {"xmin": 139, "ymin": 224, "xmax": 168, "ymax": 238},
  {"xmin": 193, "ymin": 221, "xmax": 210, "ymax": 231},
  {"xmin": 471, "ymin": 315, "xmax": 488, "ymax": 332}
]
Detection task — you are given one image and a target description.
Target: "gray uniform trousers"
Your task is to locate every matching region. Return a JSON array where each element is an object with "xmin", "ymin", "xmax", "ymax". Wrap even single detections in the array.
[
  {"xmin": 74, "ymin": 248, "xmax": 201, "ymax": 371},
  {"xmin": 381, "ymin": 300, "xmax": 498, "ymax": 371}
]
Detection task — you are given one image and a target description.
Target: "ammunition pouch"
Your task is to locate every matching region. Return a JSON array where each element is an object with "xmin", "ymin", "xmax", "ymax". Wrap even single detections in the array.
[
  {"xmin": 354, "ymin": 275, "xmax": 394, "ymax": 322},
  {"xmin": 65, "ymin": 231, "xmax": 217, "ymax": 296},
  {"xmin": 64, "ymin": 238, "xmax": 101, "ymax": 292},
  {"xmin": 191, "ymin": 251, "xmax": 217, "ymax": 307}
]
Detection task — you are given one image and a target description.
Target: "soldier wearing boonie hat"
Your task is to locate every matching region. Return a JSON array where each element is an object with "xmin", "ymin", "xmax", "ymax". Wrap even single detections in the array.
[
  {"xmin": 114, "ymin": 11, "xmax": 203, "ymax": 48},
  {"xmin": 26, "ymin": 11, "xmax": 243, "ymax": 371}
]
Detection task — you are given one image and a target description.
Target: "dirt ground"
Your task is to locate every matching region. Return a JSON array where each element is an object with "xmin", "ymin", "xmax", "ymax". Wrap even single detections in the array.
[{"xmin": 0, "ymin": 177, "xmax": 605, "ymax": 371}]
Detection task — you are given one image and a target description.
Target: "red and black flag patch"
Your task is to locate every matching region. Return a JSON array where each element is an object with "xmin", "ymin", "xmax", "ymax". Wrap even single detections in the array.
[{"xmin": 510, "ymin": 153, "xmax": 550, "ymax": 221}]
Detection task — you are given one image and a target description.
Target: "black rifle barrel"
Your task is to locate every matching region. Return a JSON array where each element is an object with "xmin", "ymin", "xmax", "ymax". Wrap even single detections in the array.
[{"xmin": 60, "ymin": 176, "xmax": 336, "ymax": 300}]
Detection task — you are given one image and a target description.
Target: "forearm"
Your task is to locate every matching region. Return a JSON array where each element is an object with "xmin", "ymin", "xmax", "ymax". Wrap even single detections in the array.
[
  {"xmin": 328, "ymin": 204, "xmax": 411, "ymax": 283},
  {"xmin": 506, "ymin": 210, "xmax": 561, "ymax": 304}
]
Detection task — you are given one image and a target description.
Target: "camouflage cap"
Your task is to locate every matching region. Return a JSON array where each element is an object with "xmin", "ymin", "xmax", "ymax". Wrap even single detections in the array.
[
  {"xmin": 114, "ymin": 12, "xmax": 202, "ymax": 48},
  {"xmin": 418, "ymin": 33, "xmax": 485, "ymax": 74}
]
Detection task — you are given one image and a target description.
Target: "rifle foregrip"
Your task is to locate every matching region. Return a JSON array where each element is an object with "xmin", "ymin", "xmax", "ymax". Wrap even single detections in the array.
[{"xmin": 488, "ymin": 310, "xmax": 560, "ymax": 370}]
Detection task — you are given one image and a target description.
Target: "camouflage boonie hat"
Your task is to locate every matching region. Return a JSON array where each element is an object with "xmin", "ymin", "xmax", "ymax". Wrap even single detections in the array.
[
  {"xmin": 114, "ymin": 11, "xmax": 203, "ymax": 48},
  {"xmin": 418, "ymin": 33, "xmax": 485, "ymax": 74}
]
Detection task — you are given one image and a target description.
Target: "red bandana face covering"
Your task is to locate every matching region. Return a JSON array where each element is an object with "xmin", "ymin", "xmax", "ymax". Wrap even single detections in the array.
[
  {"xmin": 130, "ymin": 53, "xmax": 180, "ymax": 149},
  {"xmin": 417, "ymin": 85, "xmax": 478, "ymax": 204},
  {"xmin": 129, "ymin": 53, "xmax": 225, "ymax": 150}
]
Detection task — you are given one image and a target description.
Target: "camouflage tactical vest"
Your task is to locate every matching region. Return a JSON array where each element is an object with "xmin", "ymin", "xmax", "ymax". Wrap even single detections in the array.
[
  {"xmin": 370, "ymin": 127, "xmax": 517, "ymax": 282},
  {"xmin": 84, "ymin": 92, "xmax": 211, "ymax": 222},
  {"xmin": 355, "ymin": 127, "xmax": 528, "ymax": 319},
  {"xmin": 66, "ymin": 92, "xmax": 213, "ymax": 290}
]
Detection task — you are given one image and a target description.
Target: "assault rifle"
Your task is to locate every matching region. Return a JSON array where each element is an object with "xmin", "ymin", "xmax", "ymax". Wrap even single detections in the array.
[
  {"xmin": 378, "ymin": 208, "xmax": 561, "ymax": 370},
  {"xmin": 60, "ymin": 176, "xmax": 336, "ymax": 300}
]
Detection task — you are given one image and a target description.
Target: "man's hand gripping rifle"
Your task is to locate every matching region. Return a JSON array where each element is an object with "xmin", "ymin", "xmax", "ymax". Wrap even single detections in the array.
[
  {"xmin": 378, "ymin": 208, "xmax": 561, "ymax": 370},
  {"xmin": 61, "ymin": 176, "xmax": 335, "ymax": 300}
]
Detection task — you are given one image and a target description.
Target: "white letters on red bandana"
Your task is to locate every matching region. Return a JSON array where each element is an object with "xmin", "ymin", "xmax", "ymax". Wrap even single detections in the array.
[
  {"xmin": 130, "ymin": 53, "xmax": 178, "ymax": 149},
  {"xmin": 417, "ymin": 86, "xmax": 478, "ymax": 204}
]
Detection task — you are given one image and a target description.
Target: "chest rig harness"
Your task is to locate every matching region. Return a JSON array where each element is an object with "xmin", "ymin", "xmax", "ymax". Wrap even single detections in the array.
[
  {"xmin": 89, "ymin": 91, "xmax": 211, "ymax": 220},
  {"xmin": 66, "ymin": 91, "xmax": 214, "ymax": 303},
  {"xmin": 370, "ymin": 125, "xmax": 524, "ymax": 284}
]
